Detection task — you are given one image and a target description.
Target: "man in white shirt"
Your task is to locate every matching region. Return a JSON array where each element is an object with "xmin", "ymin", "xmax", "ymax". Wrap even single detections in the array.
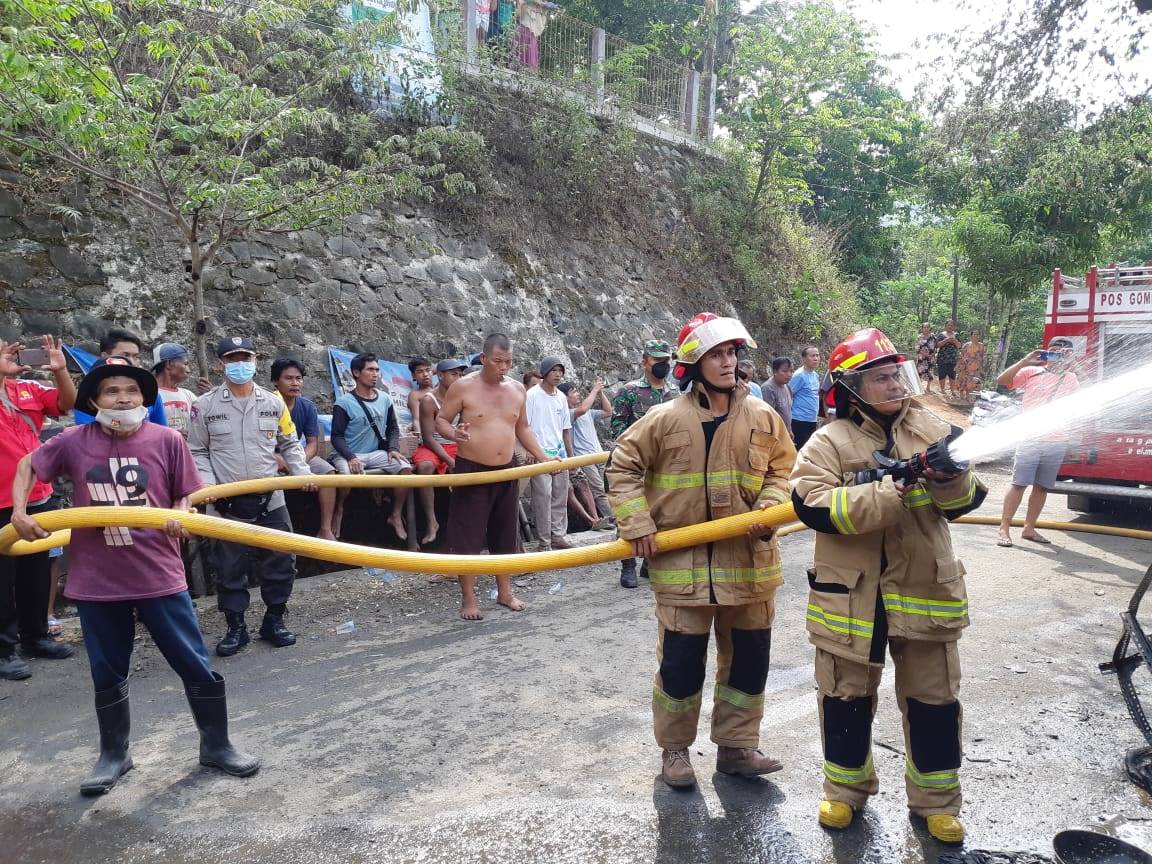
[
  {"xmin": 152, "ymin": 343, "xmax": 198, "ymax": 438},
  {"xmin": 559, "ymin": 379, "xmax": 612, "ymax": 528},
  {"xmin": 526, "ymin": 357, "xmax": 573, "ymax": 550}
]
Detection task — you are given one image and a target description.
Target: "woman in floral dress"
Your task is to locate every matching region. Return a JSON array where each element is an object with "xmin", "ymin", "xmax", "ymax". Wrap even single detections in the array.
[{"xmin": 915, "ymin": 322, "xmax": 938, "ymax": 394}]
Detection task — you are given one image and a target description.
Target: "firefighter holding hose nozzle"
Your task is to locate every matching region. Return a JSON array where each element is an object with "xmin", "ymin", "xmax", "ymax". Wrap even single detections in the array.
[
  {"xmin": 607, "ymin": 313, "xmax": 796, "ymax": 789},
  {"xmin": 790, "ymin": 328, "xmax": 987, "ymax": 844}
]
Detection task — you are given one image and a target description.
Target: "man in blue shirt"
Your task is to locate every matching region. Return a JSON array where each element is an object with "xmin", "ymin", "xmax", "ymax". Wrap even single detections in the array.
[
  {"xmin": 329, "ymin": 353, "xmax": 413, "ymax": 541},
  {"xmin": 74, "ymin": 330, "xmax": 167, "ymax": 428},
  {"xmin": 788, "ymin": 345, "xmax": 822, "ymax": 449},
  {"xmin": 271, "ymin": 359, "xmax": 339, "ymax": 541}
]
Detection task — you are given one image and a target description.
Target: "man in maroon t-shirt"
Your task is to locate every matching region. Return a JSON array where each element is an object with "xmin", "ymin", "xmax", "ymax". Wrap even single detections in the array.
[{"xmin": 11, "ymin": 357, "xmax": 260, "ymax": 795}]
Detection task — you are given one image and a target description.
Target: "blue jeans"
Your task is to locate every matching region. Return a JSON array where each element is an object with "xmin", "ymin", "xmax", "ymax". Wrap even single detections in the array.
[{"xmin": 76, "ymin": 592, "xmax": 215, "ymax": 692}]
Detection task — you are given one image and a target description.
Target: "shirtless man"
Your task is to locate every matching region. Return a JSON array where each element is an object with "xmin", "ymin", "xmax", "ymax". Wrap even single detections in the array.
[
  {"xmin": 411, "ymin": 358, "xmax": 469, "ymax": 546},
  {"xmin": 435, "ymin": 333, "xmax": 554, "ymax": 621},
  {"xmin": 406, "ymin": 358, "xmax": 434, "ymax": 436}
]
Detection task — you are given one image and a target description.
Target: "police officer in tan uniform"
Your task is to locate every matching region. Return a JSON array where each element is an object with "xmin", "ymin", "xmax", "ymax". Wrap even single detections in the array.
[{"xmin": 188, "ymin": 337, "xmax": 314, "ymax": 656}]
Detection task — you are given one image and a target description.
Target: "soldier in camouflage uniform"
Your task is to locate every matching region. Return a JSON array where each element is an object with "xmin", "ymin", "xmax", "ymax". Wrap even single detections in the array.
[{"xmin": 609, "ymin": 339, "xmax": 677, "ymax": 588}]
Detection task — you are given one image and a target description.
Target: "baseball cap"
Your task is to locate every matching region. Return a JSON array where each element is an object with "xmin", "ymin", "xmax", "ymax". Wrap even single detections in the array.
[
  {"xmin": 643, "ymin": 339, "xmax": 672, "ymax": 359},
  {"xmin": 435, "ymin": 358, "xmax": 469, "ymax": 373},
  {"xmin": 557, "ymin": 382, "xmax": 576, "ymax": 395},
  {"xmin": 151, "ymin": 342, "xmax": 189, "ymax": 371},
  {"xmin": 76, "ymin": 356, "xmax": 159, "ymax": 410},
  {"xmin": 539, "ymin": 356, "xmax": 565, "ymax": 377},
  {"xmin": 216, "ymin": 335, "xmax": 256, "ymax": 358},
  {"xmin": 1047, "ymin": 337, "xmax": 1074, "ymax": 349}
]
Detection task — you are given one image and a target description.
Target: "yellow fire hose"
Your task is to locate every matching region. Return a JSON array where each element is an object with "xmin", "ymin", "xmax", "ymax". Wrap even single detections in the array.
[{"xmin": 1, "ymin": 446, "xmax": 1148, "ymax": 568}]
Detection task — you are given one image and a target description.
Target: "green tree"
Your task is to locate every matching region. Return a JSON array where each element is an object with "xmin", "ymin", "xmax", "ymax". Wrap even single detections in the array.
[
  {"xmin": 0, "ymin": 0, "xmax": 475, "ymax": 370},
  {"xmin": 919, "ymin": 97, "xmax": 1152, "ymax": 368},
  {"xmin": 801, "ymin": 78, "xmax": 923, "ymax": 292},
  {"xmin": 721, "ymin": 1, "xmax": 886, "ymax": 217}
]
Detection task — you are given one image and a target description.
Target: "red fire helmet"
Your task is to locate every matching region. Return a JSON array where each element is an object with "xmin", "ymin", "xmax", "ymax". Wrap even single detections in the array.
[{"xmin": 828, "ymin": 328, "xmax": 904, "ymax": 381}]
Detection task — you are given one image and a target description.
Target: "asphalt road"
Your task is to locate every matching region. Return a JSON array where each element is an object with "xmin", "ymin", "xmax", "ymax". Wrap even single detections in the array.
[{"xmin": 2, "ymin": 465, "xmax": 1151, "ymax": 864}]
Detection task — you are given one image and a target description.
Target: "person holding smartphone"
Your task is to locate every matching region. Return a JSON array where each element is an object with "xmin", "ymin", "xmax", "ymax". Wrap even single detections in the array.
[
  {"xmin": 995, "ymin": 337, "xmax": 1080, "ymax": 547},
  {"xmin": 0, "ymin": 336, "xmax": 77, "ymax": 681}
]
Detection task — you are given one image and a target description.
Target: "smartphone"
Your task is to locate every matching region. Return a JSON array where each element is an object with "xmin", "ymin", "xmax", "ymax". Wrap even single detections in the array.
[
  {"xmin": 16, "ymin": 348, "xmax": 50, "ymax": 367},
  {"xmin": 1038, "ymin": 350, "xmax": 1064, "ymax": 362}
]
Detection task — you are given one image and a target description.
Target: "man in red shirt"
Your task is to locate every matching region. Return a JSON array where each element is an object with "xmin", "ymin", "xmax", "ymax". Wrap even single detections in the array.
[
  {"xmin": 0, "ymin": 336, "xmax": 76, "ymax": 681},
  {"xmin": 996, "ymin": 337, "xmax": 1081, "ymax": 547}
]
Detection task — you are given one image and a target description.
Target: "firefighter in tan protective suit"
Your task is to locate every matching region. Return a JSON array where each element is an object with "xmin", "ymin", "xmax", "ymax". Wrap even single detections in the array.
[
  {"xmin": 790, "ymin": 328, "xmax": 986, "ymax": 844},
  {"xmin": 607, "ymin": 313, "xmax": 796, "ymax": 788}
]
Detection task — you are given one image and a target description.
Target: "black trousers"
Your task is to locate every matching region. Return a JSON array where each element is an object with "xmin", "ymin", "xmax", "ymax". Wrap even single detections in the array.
[
  {"xmin": 792, "ymin": 420, "xmax": 819, "ymax": 450},
  {"xmin": 0, "ymin": 503, "xmax": 53, "ymax": 656},
  {"xmin": 212, "ymin": 505, "xmax": 297, "ymax": 614}
]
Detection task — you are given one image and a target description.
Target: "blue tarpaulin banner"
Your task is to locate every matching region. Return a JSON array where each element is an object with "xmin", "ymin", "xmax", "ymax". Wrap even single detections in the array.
[
  {"xmin": 63, "ymin": 345, "xmax": 98, "ymax": 373},
  {"xmin": 327, "ymin": 346, "xmax": 414, "ymax": 428}
]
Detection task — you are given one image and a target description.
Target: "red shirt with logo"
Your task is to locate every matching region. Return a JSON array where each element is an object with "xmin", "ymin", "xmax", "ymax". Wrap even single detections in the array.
[{"xmin": 1, "ymin": 378, "xmax": 63, "ymax": 508}]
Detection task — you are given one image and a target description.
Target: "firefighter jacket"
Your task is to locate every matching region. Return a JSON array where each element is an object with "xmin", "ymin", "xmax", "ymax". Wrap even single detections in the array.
[
  {"xmin": 790, "ymin": 400, "xmax": 987, "ymax": 665},
  {"xmin": 188, "ymin": 384, "xmax": 309, "ymax": 512},
  {"xmin": 606, "ymin": 382, "xmax": 796, "ymax": 607}
]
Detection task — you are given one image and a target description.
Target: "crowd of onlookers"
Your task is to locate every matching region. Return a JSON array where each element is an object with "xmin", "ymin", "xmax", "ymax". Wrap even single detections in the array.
[{"xmin": 0, "ymin": 327, "xmax": 844, "ymax": 678}]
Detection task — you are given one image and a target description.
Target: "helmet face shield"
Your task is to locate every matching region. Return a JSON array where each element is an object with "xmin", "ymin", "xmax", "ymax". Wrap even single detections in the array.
[{"xmin": 837, "ymin": 359, "xmax": 922, "ymax": 406}]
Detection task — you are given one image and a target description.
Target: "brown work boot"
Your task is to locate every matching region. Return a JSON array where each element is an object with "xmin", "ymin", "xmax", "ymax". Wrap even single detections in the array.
[
  {"xmin": 716, "ymin": 746, "xmax": 784, "ymax": 777},
  {"xmin": 661, "ymin": 748, "xmax": 697, "ymax": 788}
]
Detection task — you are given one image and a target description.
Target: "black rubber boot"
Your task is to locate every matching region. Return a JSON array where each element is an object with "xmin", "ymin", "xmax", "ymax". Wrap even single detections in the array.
[
  {"xmin": 258, "ymin": 604, "xmax": 296, "ymax": 648},
  {"xmin": 215, "ymin": 611, "xmax": 249, "ymax": 657},
  {"xmin": 80, "ymin": 679, "xmax": 133, "ymax": 796},
  {"xmin": 185, "ymin": 672, "xmax": 261, "ymax": 777},
  {"xmin": 620, "ymin": 558, "xmax": 638, "ymax": 589}
]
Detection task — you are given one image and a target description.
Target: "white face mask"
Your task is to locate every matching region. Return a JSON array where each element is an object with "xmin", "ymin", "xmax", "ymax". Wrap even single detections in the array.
[{"xmin": 95, "ymin": 405, "xmax": 149, "ymax": 432}]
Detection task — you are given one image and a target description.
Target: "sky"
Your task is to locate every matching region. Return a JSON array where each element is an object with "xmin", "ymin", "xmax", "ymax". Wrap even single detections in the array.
[{"xmin": 832, "ymin": 0, "xmax": 1152, "ymax": 112}]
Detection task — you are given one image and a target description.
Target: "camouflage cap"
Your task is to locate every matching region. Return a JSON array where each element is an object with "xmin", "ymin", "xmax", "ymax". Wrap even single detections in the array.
[{"xmin": 643, "ymin": 339, "xmax": 672, "ymax": 359}]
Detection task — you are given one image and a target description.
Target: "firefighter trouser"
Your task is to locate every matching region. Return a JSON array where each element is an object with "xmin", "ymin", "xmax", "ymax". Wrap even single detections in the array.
[
  {"xmin": 653, "ymin": 600, "xmax": 773, "ymax": 749},
  {"xmin": 816, "ymin": 639, "xmax": 963, "ymax": 816},
  {"xmin": 213, "ymin": 506, "xmax": 297, "ymax": 614}
]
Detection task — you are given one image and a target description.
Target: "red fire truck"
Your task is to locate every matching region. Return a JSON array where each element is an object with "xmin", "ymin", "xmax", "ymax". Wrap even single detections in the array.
[{"xmin": 1045, "ymin": 264, "xmax": 1152, "ymax": 511}]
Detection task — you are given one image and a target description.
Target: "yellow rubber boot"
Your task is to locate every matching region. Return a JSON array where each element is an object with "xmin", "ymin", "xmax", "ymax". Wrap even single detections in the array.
[
  {"xmin": 818, "ymin": 800, "xmax": 854, "ymax": 830},
  {"xmin": 926, "ymin": 814, "xmax": 965, "ymax": 844}
]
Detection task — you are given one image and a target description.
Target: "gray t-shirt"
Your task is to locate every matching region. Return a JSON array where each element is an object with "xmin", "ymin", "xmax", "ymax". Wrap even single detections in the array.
[
  {"xmin": 570, "ymin": 408, "xmax": 604, "ymax": 456},
  {"xmin": 762, "ymin": 380, "xmax": 793, "ymax": 429}
]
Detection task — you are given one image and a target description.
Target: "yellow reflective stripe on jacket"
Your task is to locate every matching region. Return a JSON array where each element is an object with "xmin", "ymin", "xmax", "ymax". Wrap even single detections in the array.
[
  {"xmin": 650, "ymin": 565, "xmax": 782, "ymax": 586},
  {"xmin": 653, "ymin": 687, "xmax": 702, "ymax": 714},
  {"xmin": 613, "ymin": 497, "xmax": 649, "ymax": 520},
  {"xmin": 905, "ymin": 758, "xmax": 960, "ymax": 790},
  {"xmin": 648, "ymin": 471, "xmax": 705, "ymax": 490},
  {"xmin": 707, "ymin": 469, "xmax": 764, "ymax": 492},
  {"xmin": 825, "ymin": 754, "xmax": 874, "ymax": 785},
  {"xmin": 714, "ymin": 683, "xmax": 764, "ymax": 711},
  {"xmin": 902, "ymin": 487, "xmax": 933, "ymax": 509},
  {"xmin": 936, "ymin": 474, "xmax": 978, "ymax": 509},
  {"xmin": 882, "ymin": 594, "xmax": 968, "ymax": 618},
  {"xmin": 829, "ymin": 487, "xmax": 859, "ymax": 535},
  {"xmin": 647, "ymin": 470, "xmax": 763, "ymax": 492},
  {"xmin": 806, "ymin": 603, "xmax": 874, "ymax": 637}
]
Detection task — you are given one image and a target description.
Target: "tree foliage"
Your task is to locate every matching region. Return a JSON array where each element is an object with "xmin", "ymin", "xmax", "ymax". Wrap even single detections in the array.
[
  {"xmin": 0, "ymin": 0, "xmax": 477, "ymax": 369},
  {"xmin": 932, "ymin": 0, "xmax": 1151, "ymax": 111}
]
